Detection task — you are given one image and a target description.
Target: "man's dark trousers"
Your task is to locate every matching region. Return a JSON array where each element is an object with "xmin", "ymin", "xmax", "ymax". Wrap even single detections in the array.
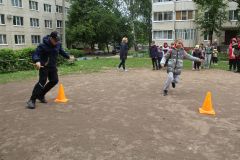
[{"xmin": 30, "ymin": 67, "xmax": 59, "ymax": 101}]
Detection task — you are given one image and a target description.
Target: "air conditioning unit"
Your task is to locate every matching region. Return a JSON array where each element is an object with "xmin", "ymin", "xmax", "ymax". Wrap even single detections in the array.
[{"xmin": 7, "ymin": 15, "xmax": 13, "ymax": 19}]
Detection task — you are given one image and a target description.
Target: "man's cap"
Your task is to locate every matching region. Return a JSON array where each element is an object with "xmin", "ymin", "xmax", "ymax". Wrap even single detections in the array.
[{"xmin": 50, "ymin": 31, "xmax": 60, "ymax": 42}]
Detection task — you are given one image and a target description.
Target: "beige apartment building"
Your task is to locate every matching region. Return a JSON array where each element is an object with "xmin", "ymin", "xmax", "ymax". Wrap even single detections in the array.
[
  {"xmin": 152, "ymin": 0, "xmax": 239, "ymax": 48},
  {"xmin": 0, "ymin": 0, "xmax": 70, "ymax": 49}
]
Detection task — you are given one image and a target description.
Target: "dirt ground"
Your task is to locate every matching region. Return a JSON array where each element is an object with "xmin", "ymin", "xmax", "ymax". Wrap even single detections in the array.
[{"xmin": 0, "ymin": 69, "xmax": 240, "ymax": 160}]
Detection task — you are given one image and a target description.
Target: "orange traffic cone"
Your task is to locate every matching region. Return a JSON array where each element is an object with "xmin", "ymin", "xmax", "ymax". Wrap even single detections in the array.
[
  {"xmin": 199, "ymin": 92, "xmax": 215, "ymax": 115},
  {"xmin": 55, "ymin": 84, "xmax": 69, "ymax": 103}
]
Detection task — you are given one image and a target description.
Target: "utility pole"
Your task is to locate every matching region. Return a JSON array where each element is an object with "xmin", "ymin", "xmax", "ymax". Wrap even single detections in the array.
[{"xmin": 62, "ymin": 0, "xmax": 66, "ymax": 48}]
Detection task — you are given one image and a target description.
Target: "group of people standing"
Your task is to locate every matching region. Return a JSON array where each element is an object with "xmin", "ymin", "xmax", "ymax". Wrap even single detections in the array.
[
  {"xmin": 229, "ymin": 35, "xmax": 240, "ymax": 73},
  {"xmin": 191, "ymin": 41, "xmax": 219, "ymax": 70},
  {"xmin": 149, "ymin": 41, "xmax": 174, "ymax": 70}
]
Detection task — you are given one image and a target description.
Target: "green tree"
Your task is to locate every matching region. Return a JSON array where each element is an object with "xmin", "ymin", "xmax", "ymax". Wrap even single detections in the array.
[
  {"xmin": 193, "ymin": 0, "xmax": 228, "ymax": 44},
  {"xmin": 67, "ymin": 0, "xmax": 133, "ymax": 52}
]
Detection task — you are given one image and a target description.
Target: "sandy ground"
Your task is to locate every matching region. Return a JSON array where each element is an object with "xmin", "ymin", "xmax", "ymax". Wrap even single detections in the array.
[{"xmin": 0, "ymin": 69, "xmax": 240, "ymax": 160}]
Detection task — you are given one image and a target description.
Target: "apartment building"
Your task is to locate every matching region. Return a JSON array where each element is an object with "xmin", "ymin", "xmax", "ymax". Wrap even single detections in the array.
[
  {"xmin": 0, "ymin": 0, "xmax": 70, "ymax": 49},
  {"xmin": 152, "ymin": 0, "xmax": 238, "ymax": 47}
]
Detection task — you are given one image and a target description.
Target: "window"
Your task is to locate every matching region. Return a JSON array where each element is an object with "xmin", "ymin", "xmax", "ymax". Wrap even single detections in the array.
[
  {"xmin": 0, "ymin": 34, "xmax": 7, "ymax": 44},
  {"xmin": 56, "ymin": 20, "xmax": 62, "ymax": 28},
  {"xmin": 176, "ymin": 10, "xmax": 194, "ymax": 20},
  {"xmin": 29, "ymin": 0, "xmax": 38, "ymax": 10},
  {"xmin": 44, "ymin": 4, "xmax": 51, "ymax": 12},
  {"xmin": 204, "ymin": 33, "xmax": 209, "ymax": 41},
  {"xmin": 0, "ymin": 14, "xmax": 5, "ymax": 25},
  {"xmin": 14, "ymin": 35, "xmax": 25, "ymax": 44},
  {"xmin": 45, "ymin": 20, "xmax": 52, "ymax": 28},
  {"xmin": 154, "ymin": 12, "xmax": 173, "ymax": 21},
  {"xmin": 56, "ymin": 5, "xmax": 63, "ymax": 13},
  {"xmin": 153, "ymin": 30, "xmax": 173, "ymax": 40},
  {"xmin": 65, "ymin": 7, "xmax": 69, "ymax": 14},
  {"xmin": 13, "ymin": 16, "xmax": 24, "ymax": 26},
  {"xmin": 11, "ymin": 0, "xmax": 22, "ymax": 7},
  {"xmin": 153, "ymin": 0, "xmax": 172, "ymax": 2},
  {"xmin": 30, "ymin": 18, "xmax": 39, "ymax": 27},
  {"xmin": 31, "ymin": 35, "xmax": 40, "ymax": 44},
  {"xmin": 175, "ymin": 29, "xmax": 196, "ymax": 40},
  {"xmin": 0, "ymin": 0, "xmax": 3, "ymax": 4},
  {"xmin": 229, "ymin": 10, "xmax": 238, "ymax": 21}
]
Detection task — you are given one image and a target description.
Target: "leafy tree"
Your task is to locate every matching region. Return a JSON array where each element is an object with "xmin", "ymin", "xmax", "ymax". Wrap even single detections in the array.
[{"xmin": 193, "ymin": 0, "xmax": 228, "ymax": 44}]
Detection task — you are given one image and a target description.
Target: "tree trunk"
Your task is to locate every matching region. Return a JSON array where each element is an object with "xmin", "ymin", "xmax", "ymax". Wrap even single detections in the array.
[
  {"xmin": 106, "ymin": 43, "xmax": 110, "ymax": 54},
  {"xmin": 209, "ymin": 30, "xmax": 214, "ymax": 45}
]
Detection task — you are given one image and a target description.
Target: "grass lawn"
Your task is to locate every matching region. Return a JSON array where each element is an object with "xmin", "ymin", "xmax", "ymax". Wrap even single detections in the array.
[{"xmin": 0, "ymin": 57, "xmax": 229, "ymax": 84}]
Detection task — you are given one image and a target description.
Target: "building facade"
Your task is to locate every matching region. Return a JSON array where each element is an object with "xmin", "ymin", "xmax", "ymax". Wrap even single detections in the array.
[
  {"xmin": 0, "ymin": 0, "xmax": 70, "ymax": 49},
  {"xmin": 152, "ymin": 0, "xmax": 238, "ymax": 47}
]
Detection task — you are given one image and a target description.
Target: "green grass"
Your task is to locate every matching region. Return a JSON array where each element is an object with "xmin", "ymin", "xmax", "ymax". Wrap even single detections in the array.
[{"xmin": 0, "ymin": 57, "xmax": 229, "ymax": 84}]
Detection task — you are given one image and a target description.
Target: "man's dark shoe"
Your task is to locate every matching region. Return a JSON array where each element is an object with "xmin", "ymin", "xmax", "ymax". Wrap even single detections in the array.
[
  {"xmin": 37, "ymin": 97, "xmax": 48, "ymax": 103},
  {"xmin": 172, "ymin": 82, "xmax": 176, "ymax": 88},
  {"xmin": 27, "ymin": 100, "xmax": 36, "ymax": 109},
  {"xmin": 163, "ymin": 90, "xmax": 168, "ymax": 96}
]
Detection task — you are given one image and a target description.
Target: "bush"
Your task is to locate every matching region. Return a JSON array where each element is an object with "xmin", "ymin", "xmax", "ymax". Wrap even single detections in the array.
[
  {"xmin": 0, "ymin": 48, "xmax": 83, "ymax": 73},
  {"xmin": 0, "ymin": 49, "xmax": 18, "ymax": 73},
  {"xmin": 66, "ymin": 49, "xmax": 85, "ymax": 58},
  {"xmin": 218, "ymin": 52, "xmax": 228, "ymax": 61}
]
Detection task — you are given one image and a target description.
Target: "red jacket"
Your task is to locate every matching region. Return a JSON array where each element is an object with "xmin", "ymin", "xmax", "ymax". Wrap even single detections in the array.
[{"xmin": 229, "ymin": 43, "xmax": 235, "ymax": 59}]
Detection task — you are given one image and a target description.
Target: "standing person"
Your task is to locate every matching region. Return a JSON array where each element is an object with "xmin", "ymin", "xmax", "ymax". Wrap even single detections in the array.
[
  {"xmin": 193, "ymin": 45, "xmax": 203, "ymax": 70},
  {"xmin": 118, "ymin": 37, "xmax": 128, "ymax": 71},
  {"xmin": 161, "ymin": 39, "xmax": 202, "ymax": 96},
  {"xmin": 205, "ymin": 41, "xmax": 213, "ymax": 69},
  {"xmin": 163, "ymin": 42, "xmax": 170, "ymax": 67},
  {"xmin": 233, "ymin": 35, "xmax": 240, "ymax": 73},
  {"xmin": 199, "ymin": 43, "xmax": 205, "ymax": 69},
  {"xmin": 27, "ymin": 31, "xmax": 74, "ymax": 109},
  {"xmin": 157, "ymin": 45, "xmax": 164, "ymax": 70},
  {"xmin": 212, "ymin": 39, "xmax": 218, "ymax": 50},
  {"xmin": 229, "ymin": 38, "xmax": 237, "ymax": 71},
  {"xmin": 149, "ymin": 41, "xmax": 158, "ymax": 70},
  {"xmin": 212, "ymin": 49, "xmax": 218, "ymax": 65}
]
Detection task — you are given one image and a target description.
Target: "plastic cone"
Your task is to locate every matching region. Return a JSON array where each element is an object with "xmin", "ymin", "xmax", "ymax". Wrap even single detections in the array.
[
  {"xmin": 199, "ymin": 92, "xmax": 215, "ymax": 115},
  {"xmin": 55, "ymin": 84, "xmax": 69, "ymax": 103}
]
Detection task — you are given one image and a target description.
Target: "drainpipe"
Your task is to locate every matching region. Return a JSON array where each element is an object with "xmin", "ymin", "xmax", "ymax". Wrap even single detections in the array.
[{"xmin": 62, "ymin": 0, "xmax": 66, "ymax": 48}]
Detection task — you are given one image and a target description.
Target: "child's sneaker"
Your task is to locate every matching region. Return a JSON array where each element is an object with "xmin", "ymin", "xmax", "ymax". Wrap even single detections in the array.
[
  {"xmin": 163, "ymin": 90, "xmax": 168, "ymax": 96},
  {"xmin": 172, "ymin": 83, "xmax": 176, "ymax": 88}
]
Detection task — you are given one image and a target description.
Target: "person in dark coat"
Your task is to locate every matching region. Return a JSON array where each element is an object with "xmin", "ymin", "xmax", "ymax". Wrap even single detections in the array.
[
  {"xmin": 192, "ymin": 45, "xmax": 203, "ymax": 70},
  {"xmin": 118, "ymin": 37, "xmax": 128, "ymax": 71},
  {"xmin": 27, "ymin": 31, "xmax": 74, "ymax": 109},
  {"xmin": 150, "ymin": 41, "xmax": 158, "ymax": 70}
]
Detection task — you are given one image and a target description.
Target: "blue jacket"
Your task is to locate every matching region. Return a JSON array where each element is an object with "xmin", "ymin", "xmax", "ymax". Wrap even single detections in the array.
[
  {"xmin": 32, "ymin": 35, "xmax": 70, "ymax": 68},
  {"xmin": 150, "ymin": 45, "xmax": 158, "ymax": 58},
  {"xmin": 120, "ymin": 42, "xmax": 128, "ymax": 60}
]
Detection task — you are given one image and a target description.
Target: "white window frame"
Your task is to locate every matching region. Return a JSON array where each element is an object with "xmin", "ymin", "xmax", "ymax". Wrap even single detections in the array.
[
  {"xmin": 153, "ymin": 30, "xmax": 173, "ymax": 40},
  {"xmin": 153, "ymin": 12, "xmax": 173, "ymax": 22},
  {"xmin": 204, "ymin": 32, "xmax": 209, "ymax": 41},
  {"xmin": 0, "ymin": 34, "xmax": 7, "ymax": 45},
  {"xmin": 30, "ymin": 18, "xmax": 39, "ymax": 28},
  {"xmin": 176, "ymin": 10, "xmax": 194, "ymax": 21},
  {"xmin": 45, "ymin": 20, "xmax": 53, "ymax": 29},
  {"xmin": 229, "ymin": 10, "xmax": 238, "ymax": 21},
  {"xmin": 44, "ymin": 4, "xmax": 51, "ymax": 12},
  {"xmin": 31, "ymin": 35, "xmax": 41, "ymax": 44},
  {"xmin": 14, "ymin": 35, "xmax": 25, "ymax": 45},
  {"xmin": 56, "ymin": 20, "xmax": 62, "ymax": 28},
  {"xmin": 29, "ymin": 0, "xmax": 38, "ymax": 11},
  {"xmin": 13, "ymin": 16, "xmax": 24, "ymax": 26},
  {"xmin": 11, "ymin": 0, "xmax": 22, "ymax": 8},
  {"xmin": 56, "ymin": 5, "xmax": 63, "ymax": 13},
  {"xmin": 153, "ymin": 0, "xmax": 173, "ymax": 3},
  {"xmin": 0, "ymin": 14, "xmax": 5, "ymax": 25},
  {"xmin": 175, "ymin": 29, "xmax": 196, "ymax": 40}
]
